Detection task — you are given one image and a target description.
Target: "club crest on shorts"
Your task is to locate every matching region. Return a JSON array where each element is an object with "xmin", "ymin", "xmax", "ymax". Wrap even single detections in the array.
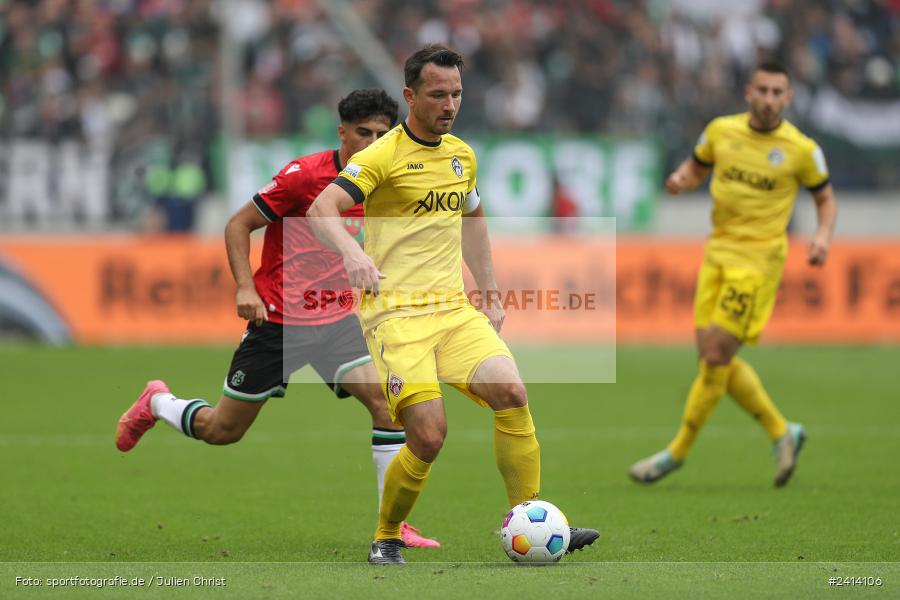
[
  {"xmin": 388, "ymin": 373, "xmax": 404, "ymax": 397},
  {"xmin": 230, "ymin": 370, "xmax": 245, "ymax": 387},
  {"xmin": 450, "ymin": 156, "xmax": 463, "ymax": 178}
]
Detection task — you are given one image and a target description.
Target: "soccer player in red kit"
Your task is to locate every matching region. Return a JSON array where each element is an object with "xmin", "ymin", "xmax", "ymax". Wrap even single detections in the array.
[{"xmin": 115, "ymin": 89, "xmax": 438, "ymax": 548}]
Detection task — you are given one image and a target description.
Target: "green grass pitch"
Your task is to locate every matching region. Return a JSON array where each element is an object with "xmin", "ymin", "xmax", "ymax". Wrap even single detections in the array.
[{"xmin": 1, "ymin": 344, "xmax": 898, "ymax": 598}]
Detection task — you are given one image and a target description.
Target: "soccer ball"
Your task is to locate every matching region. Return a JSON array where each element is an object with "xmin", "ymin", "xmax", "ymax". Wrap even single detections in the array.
[{"xmin": 500, "ymin": 500, "xmax": 570, "ymax": 563}]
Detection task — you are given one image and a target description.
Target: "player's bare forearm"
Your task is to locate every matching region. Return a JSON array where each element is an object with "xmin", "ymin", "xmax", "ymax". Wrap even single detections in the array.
[
  {"xmin": 308, "ymin": 183, "xmax": 384, "ymax": 291},
  {"xmin": 665, "ymin": 157, "xmax": 711, "ymax": 194},
  {"xmin": 462, "ymin": 206, "xmax": 505, "ymax": 331},
  {"xmin": 808, "ymin": 183, "xmax": 837, "ymax": 267},
  {"xmin": 462, "ymin": 206, "xmax": 498, "ymax": 293},
  {"xmin": 307, "ymin": 183, "xmax": 361, "ymax": 255},
  {"xmin": 225, "ymin": 201, "xmax": 270, "ymax": 323},
  {"xmin": 225, "ymin": 202, "xmax": 267, "ymax": 289},
  {"xmin": 812, "ymin": 184, "xmax": 837, "ymax": 240}
]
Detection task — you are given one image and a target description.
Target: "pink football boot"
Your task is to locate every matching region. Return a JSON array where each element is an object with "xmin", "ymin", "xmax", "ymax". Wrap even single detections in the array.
[
  {"xmin": 115, "ymin": 380, "xmax": 168, "ymax": 451},
  {"xmin": 401, "ymin": 522, "xmax": 441, "ymax": 548}
]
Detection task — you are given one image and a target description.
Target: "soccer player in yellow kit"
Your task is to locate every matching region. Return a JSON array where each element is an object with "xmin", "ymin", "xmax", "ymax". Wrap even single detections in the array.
[
  {"xmin": 309, "ymin": 44, "xmax": 599, "ymax": 564},
  {"xmin": 629, "ymin": 62, "xmax": 837, "ymax": 487}
]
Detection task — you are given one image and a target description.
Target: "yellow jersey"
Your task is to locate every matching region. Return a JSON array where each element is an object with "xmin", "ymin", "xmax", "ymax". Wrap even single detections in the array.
[
  {"xmin": 693, "ymin": 112, "xmax": 830, "ymax": 270},
  {"xmin": 334, "ymin": 121, "xmax": 481, "ymax": 330}
]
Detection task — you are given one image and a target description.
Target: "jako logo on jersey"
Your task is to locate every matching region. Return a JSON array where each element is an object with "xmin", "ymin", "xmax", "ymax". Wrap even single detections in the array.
[
  {"xmin": 342, "ymin": 162, "xmax": 362, "ymax": 178},
  {"xmin": 451, "ymin": 156, "xmax": 463, "ymax": 178},
  {"xmin": 388, "ymin": 374, "xmax": 404, "ymax": 397},
  {"xmin": 285, "ymin": 163, "xmax": 301, "ymax": 174},
  {"xmin": 767, "ymin": 148, "xmax": 785, "ymax": 166},
  {"xmin": 722, "ymin": 166, "xmax": 776, "ymax": 190},
  {"xmin": 414, "ymin": 189, "xmax": 467, "ymax": 213},
  {"xmin": 407, "ymin": 163, "xmax": 424, "ymax": 170}
]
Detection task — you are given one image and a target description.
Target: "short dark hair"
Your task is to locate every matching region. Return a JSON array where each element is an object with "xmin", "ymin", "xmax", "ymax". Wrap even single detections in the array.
[
  {"xmin": 404, "ymin": 44, "xmax": 464, "ymax": 88},
  {"xmin": 337, "ymin": 89, "xmax": 399, "ymax": 126},
  {"xmin": 754, "ymin": 61, "xmax": 790, "ymax": 80}
]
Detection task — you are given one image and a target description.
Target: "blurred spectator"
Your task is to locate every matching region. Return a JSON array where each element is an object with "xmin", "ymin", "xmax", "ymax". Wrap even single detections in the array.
[{"xmin": 144, "ymin": 148, "xmax": 208, "ymax": 233}]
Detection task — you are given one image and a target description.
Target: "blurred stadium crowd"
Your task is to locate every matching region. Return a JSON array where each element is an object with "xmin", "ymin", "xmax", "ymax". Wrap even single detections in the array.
[{"xmin": 1, "ymin": 0, "xmax": 899, "ymax": 228}]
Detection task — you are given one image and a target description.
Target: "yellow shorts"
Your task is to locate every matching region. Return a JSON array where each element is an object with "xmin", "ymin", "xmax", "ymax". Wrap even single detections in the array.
[
  {"xmin": 366, "ymin": 305, "xmax": 513, "ymax": 423},
  {"xmin": 693, "ymin": 257, "xmax": 782, "ymax": 344}
]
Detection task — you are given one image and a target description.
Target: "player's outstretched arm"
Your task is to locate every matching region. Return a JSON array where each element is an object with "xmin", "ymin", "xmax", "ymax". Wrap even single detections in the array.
[
  {"xmin": 665, "ymin": 157, "xmax": 711, "ymax": 195},
  {"xmin": 462, "ymin": 204, "xmax": 505, "ymax": 332},
  {"xmin": 808, "ymin": 183, "xmax": 837, "ymax": 267},
  {"xmin": 225, "ymin": 202, "xmax": 270, "ymax": 325},
  {"xmin": 308, "ymin": 183, "xmax": 384, "ymax": 292}
]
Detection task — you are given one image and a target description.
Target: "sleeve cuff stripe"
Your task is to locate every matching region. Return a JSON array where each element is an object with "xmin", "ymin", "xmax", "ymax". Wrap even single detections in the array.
[
  {"xmin": 807, "ymin": 178, "xmax": 830, "ymax": 193},
  {"xmin": 692, "ymin": 152, "xmax": 713, "ymax": 167},
  {"xmin": 333, "ymin": 177, "xmax": 366, "ymax": 204},
  {"xmin": 252, "ymin": 193, "xmax": 277, "ymax": 222}
]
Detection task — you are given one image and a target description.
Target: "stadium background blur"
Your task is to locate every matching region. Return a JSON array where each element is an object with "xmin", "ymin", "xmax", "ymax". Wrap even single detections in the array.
[
  {"xmin": 2, "ymin": 0, "xmax": 899, "ymax": 345},
  {"xmin": 1, "ymin": 2, "xmax": 900, "ymax": 594}
]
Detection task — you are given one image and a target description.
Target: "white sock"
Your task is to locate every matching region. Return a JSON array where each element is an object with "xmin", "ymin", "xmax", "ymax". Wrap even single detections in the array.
[
  {"xmin": 371, "ymin": 428, "xmax": 406, "ymax": 511},
  {"xmin": 151, "ymin": 393, "xmax": 210, "ymax": 439}
]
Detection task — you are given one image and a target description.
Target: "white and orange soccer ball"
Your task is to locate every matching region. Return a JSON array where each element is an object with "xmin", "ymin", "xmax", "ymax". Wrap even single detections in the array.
[{"xmin": 500, "ymin": 500, "xmax": 570, "ymax": 563}]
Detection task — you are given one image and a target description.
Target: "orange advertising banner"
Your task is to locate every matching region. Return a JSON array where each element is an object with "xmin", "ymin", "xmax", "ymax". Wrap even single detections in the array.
[
  {"xmin": 1, "ymin": 236, "xmax": 898, "ymax": 344},
  {"xmin": 0, "ymin": 236, "xmax": 255, "ymax": 344},
  {"xmin": 469, "ymin": 234, "xmax": 616, "ymax": 345},
  {"xmin": 612, "ymin": 238, "xmax": 900, "ymax": 344}
]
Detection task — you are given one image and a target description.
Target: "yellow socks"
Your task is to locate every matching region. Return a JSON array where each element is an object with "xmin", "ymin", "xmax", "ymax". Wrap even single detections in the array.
[
  {"xmin": 494, "ymin": 405, "xmax": 541, "ymax": 506},
  {"xmin": 374, "ymin": 405, "xmax": 542, "ymax": 540},
  {"xmin": 728, "ymin": 356, "xmax": 788, "ymax": 441},
  {"xmin": 668, "ymin": 360, "xmax": 731, "ymax": 461},
  {"xmin": 666, "ymin": 356, "xmax": 789, "ymax": 461},
  {"xmin": 375, "ymin": 445, "xmax": 431, "ymax": 540}
]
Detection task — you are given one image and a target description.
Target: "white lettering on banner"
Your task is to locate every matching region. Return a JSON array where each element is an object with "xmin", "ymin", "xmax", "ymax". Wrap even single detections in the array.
[
  {"xmin": 1, "ymin": 140, "xmax": 110, "ymax": 227},
  {"xmin": 611, "ymin": 142, "xmax": 656, "ymax": 223},
  {"xmin": 483, "ymin": 141, "xmax": 551, "ymax": 220},
  {"xmin": 58, "ymin": 141, "xmax": 108, "ymax": 224},
  {"xmin": 229, "ymin": 143, "xmax": 263, "ymax": 215},
  {"xmin": 554, "ymin": 140, "xmax": 606, "ymax": 218},
  {"xmin": 5, "ymin": 141, "xmax": 52, "ymax": 225},
  {"xmin": 227, "ymin": 137, "xmax": 660, "ymax": 229}
]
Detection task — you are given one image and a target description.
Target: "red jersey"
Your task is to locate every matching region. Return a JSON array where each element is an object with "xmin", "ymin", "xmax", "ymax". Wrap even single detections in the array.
[{"xmin": 252, "ymin": 150, "xmax": 363, "ymax": 326}]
